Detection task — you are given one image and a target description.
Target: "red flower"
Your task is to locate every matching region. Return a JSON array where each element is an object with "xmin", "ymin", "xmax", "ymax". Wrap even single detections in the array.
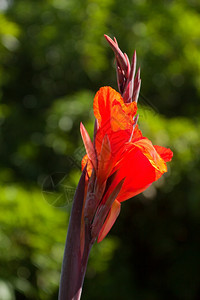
[
  {"xmin": 81, "ymin": 86, "xmax": 173, "ymax": 243},
  {"xmin": 59, "ymin": 36, "xmax": 173, "ymax": 300}
]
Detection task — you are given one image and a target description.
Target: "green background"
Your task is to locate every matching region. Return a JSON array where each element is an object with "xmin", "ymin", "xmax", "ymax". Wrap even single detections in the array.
[{"xmin": 0, "ymin": 0, "xmax": 200, "ymax": 299}]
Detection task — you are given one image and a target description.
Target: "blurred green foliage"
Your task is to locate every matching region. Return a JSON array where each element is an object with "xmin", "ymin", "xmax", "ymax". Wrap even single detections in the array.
[{"xmin": 0, "ymin": 0, "xmax": 200, "ymax": 299}]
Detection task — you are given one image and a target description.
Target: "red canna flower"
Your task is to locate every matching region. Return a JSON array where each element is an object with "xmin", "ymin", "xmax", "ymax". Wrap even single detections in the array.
[
  {"xmin": 81, "ymin": 86, "xmax": 173, "ymax": 243},
  {"xmin": 59, "ymin": 35, "xmax": 173, "ymax": 300}
]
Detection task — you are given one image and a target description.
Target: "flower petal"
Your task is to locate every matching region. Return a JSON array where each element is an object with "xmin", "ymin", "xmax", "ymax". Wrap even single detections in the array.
[
  {"xmin": 131, "ymin": 124, "xmax": 143, "ymax": 141},
  {"xmin": 111, "ymin": 141, "xmax": 168, "ymax": 202},
  {"xmin": 95, "ymin": 126, "xmax": 129, "ymax": 160},
  {"xmin": 97, "ymin": 199, "xmax": 121, "ymax": 243},
  {"xmin": 93, "ymin": 86, "xmax": 114, "ymax": 128},
  {"xmin": 97, "ymin": 135, "xmax": 113, "ymax": 184},
  {"xmin": 91, "ymin": 178, "xmax": 124, "ymax": 240},
  {"xmin": 80, "ymin": 122, "xmax": 97, "ymax": 170},
  {"xmin": 133, "ymin": 138, "xmax": 167, "ymax": 174},
  {"xmin": 93, "ymin": 87, "xmax": 137, "ymax": 156},
  {"xmin": 81, "ymin": 154, "xmax": 93, "ymax": 177},
  {"xmin": 154, "ymin": 145, "xmax": 173, "ymax": 162}
]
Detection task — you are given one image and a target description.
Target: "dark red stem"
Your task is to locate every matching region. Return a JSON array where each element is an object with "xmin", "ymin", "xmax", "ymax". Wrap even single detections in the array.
[{"xmin": 58, "ymin": 168, "xmax": 93, "ymax": 300}]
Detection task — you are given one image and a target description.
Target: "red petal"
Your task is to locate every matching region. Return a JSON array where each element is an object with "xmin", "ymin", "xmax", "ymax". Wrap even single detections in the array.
[
  {"xmin": 80, "ymin": 123, "xmax": 97, "ymax": 170},
  {"xmin": 91, "ymin": 178, "xmax": 124, "ymax": 240},
  {"xmin": 154, "ymin": 145, "xmax": 173, "ymax": 162},
  {"xmin": 132, "ymin": 124, "xmax": 143, "ymax": 141},
  {"xmin": 111, "ymin": 142, "xmax": 166, "ymax": 202},
  {"xmin": 112, "ymin": 139, "xmax": 172, "ymax": 202},
  {"xmin": 97, "ymin": 200, "xmax": 121, "ymax": 243},
  {"xmin": 97, "ymin": 135, "xmax": 113, "ymax": 184},
  {"xmin": 93, "ymin": 86, "xmax": 137, "ymax": 155},
  {"xmin": 95, "ymin": 126, "xmax": 129, "ymax": 159},
  {"xmin": 133, "ymin": 138, "xmax": 167, "ymax": 174},
  {"xmin": 93, "ymin": 86, "xmax": 112, "ymax": 128},
  {"xmin": 81, "ymin": 154, "xmax": 93, "ymax": 177}
]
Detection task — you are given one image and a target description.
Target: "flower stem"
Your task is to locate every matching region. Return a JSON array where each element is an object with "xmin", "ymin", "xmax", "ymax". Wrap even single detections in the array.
[{"xmin": 58, "ymin": 169, "xmax": 92, "ymax": 300}]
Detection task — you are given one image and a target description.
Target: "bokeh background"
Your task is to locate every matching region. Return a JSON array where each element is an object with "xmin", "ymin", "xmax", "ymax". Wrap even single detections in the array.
[{"xmin": 0, "ymin": 0, "xmax": 200, "ymax": 299}]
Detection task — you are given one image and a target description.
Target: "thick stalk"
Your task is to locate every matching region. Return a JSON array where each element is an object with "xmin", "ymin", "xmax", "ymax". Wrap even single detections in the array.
[{"xmin": 58, "ymin": 169, "xmax": 92, "ymax": 300}]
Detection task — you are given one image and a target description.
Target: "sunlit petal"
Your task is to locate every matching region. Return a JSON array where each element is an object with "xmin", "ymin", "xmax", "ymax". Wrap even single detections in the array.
[
  {"xmin": 133, "ymin": 138, "xmax": 167, "ymax": 173},
  {"xmin": 97, "ymin": 200, "xmax": 121, "ymax": 243},
  {"xmin": 80, "ymin": 122, "xmax": 97, "ymax": 170},
  {"xmin": 154, "ymin": 145, "xmax": 173, "ymax": 162}
]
